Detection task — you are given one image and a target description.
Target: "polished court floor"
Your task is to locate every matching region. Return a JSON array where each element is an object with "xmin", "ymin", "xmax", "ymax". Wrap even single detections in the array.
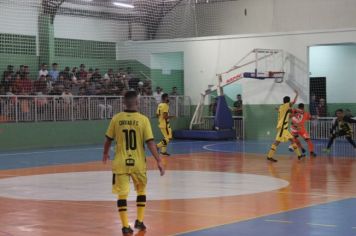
[{"xmin": 0, "ymin": 140, "xmax": 356, "ymax": 236}]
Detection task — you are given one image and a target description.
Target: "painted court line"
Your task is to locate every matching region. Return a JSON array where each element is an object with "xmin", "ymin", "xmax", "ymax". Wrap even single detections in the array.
[
  {"xmin": 0, "ymin": 147, "xmax": 103, "ymax": 157},
  {"xmin": 307, "ymin": 223, "xmax": 337, "ymax": 228},
  {"xmin": 175, "ymin": 197, "xmax": 351, "ymax": 236},
  {"xmin": 264, "ymin": 219, "xmax": 293, "ymax": 224}
]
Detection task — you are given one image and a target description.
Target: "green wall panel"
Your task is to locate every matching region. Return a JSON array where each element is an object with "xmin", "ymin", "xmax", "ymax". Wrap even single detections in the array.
[
  {"xmin": 0, "ymin": 34, "xmax": 36, "ymax": 55},
  {"xmin": 0, "ymin": 117, "xmax": 190, "ymax": 151},
  {"xmin": 55, "ymin": 38, "xmax": 116, "ymax": 59},
  {"xmin": 150, "ymin": 69, "xmax": 184, "ymax": 94}
]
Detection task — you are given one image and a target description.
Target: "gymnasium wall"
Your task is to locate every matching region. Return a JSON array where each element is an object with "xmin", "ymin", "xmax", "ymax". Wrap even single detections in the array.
[
  {"xmin": 117, "ymin": 29, "xmax": 356, "ymax": 140},
  {"xmin": 157, "ymin": 0, "xmax": 356, "ymax": 39},
  {"xmin": 0, "ymin": 118, "xmax": 191, "ymax": 151}
]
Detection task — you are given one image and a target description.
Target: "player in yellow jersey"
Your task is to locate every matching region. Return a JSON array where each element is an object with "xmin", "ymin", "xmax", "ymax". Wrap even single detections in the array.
[
  {"xmin": 267, "ymin": 90, "xmax": 305, "ymax": 162},
  {"xmin": 156, "ymin": 93, "xmax": 173, "ymax": 156},
  {"xmin": 102, "ymin": 91, "xmax": 165, "ymax": 236}
]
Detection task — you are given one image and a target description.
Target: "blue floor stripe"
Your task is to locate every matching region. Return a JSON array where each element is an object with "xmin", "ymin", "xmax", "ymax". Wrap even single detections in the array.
[{"xmin": 179, "ymin": 198, "xmax": 356, "ymax": 236}]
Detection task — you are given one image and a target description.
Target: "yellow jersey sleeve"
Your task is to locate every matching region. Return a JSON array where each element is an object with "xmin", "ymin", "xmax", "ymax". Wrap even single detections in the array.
[
  {"xmin": 105, "ymin": 116, "xmax": 117, "ymax": 140},
  {"xmin": 143, "ymin": 117, "xmax": 154, "ymax": 142}
]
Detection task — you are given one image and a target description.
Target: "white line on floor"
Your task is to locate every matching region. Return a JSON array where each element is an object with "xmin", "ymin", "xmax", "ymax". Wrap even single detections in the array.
[{"xmin": 265, "ymin": 219, "xmax": 293, "ymax": 224}]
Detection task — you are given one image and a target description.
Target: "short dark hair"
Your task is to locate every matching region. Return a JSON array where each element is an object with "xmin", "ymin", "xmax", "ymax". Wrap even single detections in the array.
[
  {"xmin": 124, "ymin": 90, "xmax": 138, "ymax": 100},
  {"xmin": 336, "ymin": 109, "xmax": 344, "ymax": 113},
  {"xmin": 161, "ymin": 93, "xmax": 169, "ymax": 100},
  {"xmin": 298, "ymin": 103, "xmax": 304, "ymax": 109},
  {"xmin": 283, "ymin": 96, "xmax": 290, "ymax": 103},
  {"xmin": 52, "ymin": 63, "xmax": 58, "ymax": 66}
]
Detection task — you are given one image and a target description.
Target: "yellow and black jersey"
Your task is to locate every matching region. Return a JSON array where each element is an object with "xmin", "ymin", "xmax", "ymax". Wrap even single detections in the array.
[
  {"xmin": 106, "ymin": 110, "xmax": 154, "ymax": 174},
  {"xmin": 276, "ymin": 102, "xmax": 292, "ymax": 129},
  {"xmin": 156, "ymin": 102, "xmax": 170, "ymax": 129}
]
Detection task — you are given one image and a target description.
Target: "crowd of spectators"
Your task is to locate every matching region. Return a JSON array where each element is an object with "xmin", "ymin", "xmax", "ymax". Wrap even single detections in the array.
[
  {"xmin": 309, "ymin": 94, "xmax": 328, "ymax": 117},
  {"xmin": 1, "ymin": 63, "xmax": 180, "ymax": 98}
]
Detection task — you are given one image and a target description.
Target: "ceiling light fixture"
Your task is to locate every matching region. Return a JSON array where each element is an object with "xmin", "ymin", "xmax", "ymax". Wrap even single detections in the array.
[{"xmin": 113, "ymin": 2, "xmax": 134, "ymax": 8}]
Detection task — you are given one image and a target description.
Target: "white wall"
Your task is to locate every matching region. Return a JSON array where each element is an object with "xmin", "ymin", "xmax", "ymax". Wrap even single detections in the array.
[
  {"xmin": 0, "ymin": 1, "xmax": 39, "ymax": 36},
  {"xmin": 54, "ymin": 15, "xmax": 129, "ymax": 42},
  {"xmin": 117, "ymin": 29, "xmax": 356, "ymax": 105},
  {"xmin": 157, "ymin": 0, "xmax": 356, "ymax": 39},
  {"xmin": 310, "ymin": 45, "xmax": 356, "ymax": 103},
  {"xmin": 151, "ymin": 52, "xmax": 183, "ymax": 70}
]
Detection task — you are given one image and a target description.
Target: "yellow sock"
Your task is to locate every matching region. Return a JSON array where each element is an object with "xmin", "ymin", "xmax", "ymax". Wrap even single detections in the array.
[
  {"xmin": 292, "ymin": 143, "xmax": 301, "ymax": 156},
  {"xmin": 157, "ymin": 142, "xmax": 163, "ymax": 148},
  {"xmin": 117, "ymin": 198, "xmax": 129, "ymax": 227},
  {"xmin": 161, "ymin": 145, "xmax": 167, "ymax": 153},
  {"xmin": 136, "ymin": 195, "xmax": 146, "ymax": 222},
  {"xmin": 267, "ymin": 144, "xmax": 277, "ymax": 158}
]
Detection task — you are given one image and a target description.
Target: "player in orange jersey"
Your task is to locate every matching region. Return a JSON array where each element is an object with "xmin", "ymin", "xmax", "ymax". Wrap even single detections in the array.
[{"xmin": 289, "ymin": 103, "xmax": 317, "ymax": 157}]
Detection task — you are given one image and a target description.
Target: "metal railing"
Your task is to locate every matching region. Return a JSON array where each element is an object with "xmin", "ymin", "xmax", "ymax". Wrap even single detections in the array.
[
  {"xmin": 310, "ymin": 117, "xmax": 356, "ymax": 140},
  {"xmin": 195, "ymin": 116, "xmax": 244, "ymax": 139},
  {"xmin": 196, "ymin": 116, "xmax": 356, "ymax": 140},
  {"xmin": 0, "ymin": 95, "xmax": 191, "ymax": 122}
]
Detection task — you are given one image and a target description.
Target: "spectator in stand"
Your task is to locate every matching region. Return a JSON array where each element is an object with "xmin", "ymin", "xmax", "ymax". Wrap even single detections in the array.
[
  {"xmin": 49, "ymin": 63, "xmax": 59, "ymax": 81},
  {"xmin": 87, "ymin": 68, "xmax": 93, "ymax": 82},
  {"xmin": 117, "ymin": 68, "xmax": 125, "ymax": 79},
  {"xmin": 144, "ymin": 86, "xmax": 153, "ymax": 96},
  {"xmin": 78, "ymin": 64, "xmax": 88, "ymax": 81},
  {"xmin": 309, "ymin": 94, "xmax": 318, "ymax": 118},
  {"xmin": 136, "ymin": 81, "xmax": 144, "ymax": 95},
  {"xmin": 170, "ymin": 86, "xmax": 179, "ymax": 96},
  {"xmin": 59, "ymin": 67, "xmax": 71, "ymax": 80},
  {"xmin": 71, "ymin": 67, "xmax": 79, "ymax": 82},
  {"xmin": 23, "ymin": 65, "xmax": 30, "ymax": 75},
  {"xmin": 17, "ymin": 65, "xmax": 25, "ymax": 77},
  {"xmin": 126, "ymin": 66, "xmax": 134, "ymax": 79},
  {"xmin": 56, "ymin": 75, "xmax": 66, "ymax": 86},
  {"xmin": 104, "ymin": 68, "xmax": 114, "ymax": 81},
  {"xmin": 3, "ymin": 65, "xmax": 14, "ymax": 81},
  {"xmin": 317, "ymin": 98, "xmax": 327, "ymax": 117},
  {"xmin": 19, "ymin": 73, "xmax": 33, "ymax": 94},
  {"xmin": 46, "ymin": 74, "xmax": 53, "ymax": 92},
  {"xmin": 62, "ymin": 88, "xmax": 73, "ymax": 101},
  {"xmin": 233, "ymin": 94, "xmax": 243, "ymax": 116},
  {"xmin": 34, "ymin": 75, "xmax": 47, "ymax": 93},
  {"xmin": 38, "ymin": 63, "xmax": 48, "ymax": 79},
  {"xmin": 49, "ymin": 84, "xmax": 64, "ymax": 95},
  {"xmin": 92, "ymin": 68, "xmax": 102, "ymax": 82},
  {"xmin": 12, "ymin": 74, "xmax": 22, "ymax": 94},
  {"xmin": 153, "ymin": 86, "xmax": 163, "ymax": 104},
  {"xmin": 2, "ymin": 74, "xmax": 13, "ymax": 93}
]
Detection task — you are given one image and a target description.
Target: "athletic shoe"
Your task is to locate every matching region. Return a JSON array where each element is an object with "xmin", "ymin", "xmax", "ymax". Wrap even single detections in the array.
[
  {"xmin": 288, "ymin": 145, "xmax": 294, "ymax": 152},
  {"xmin": 122, "ymin": 226, "xmax": 133, "ymax": 235},
  {"xmin": 134, "ymin": 220, "xmax": 147, "ymax": 231},
  {"xmin": 267, "ymin": 157, "xmax": 278, "ymax": 162},
  {"xmin": 310, "ymin": 152, "xmax": 317, "ymax": 157},
  {"xmin": 160, "ymin": 152, "xmax": 171, "ymax": 156},
  {"xmin": 322, "ymin": 148, "xmax": 330, "ymax": 154},
  {"xmin": 298, "ymin": 154, "xmax": 306, "ymax": 160}
]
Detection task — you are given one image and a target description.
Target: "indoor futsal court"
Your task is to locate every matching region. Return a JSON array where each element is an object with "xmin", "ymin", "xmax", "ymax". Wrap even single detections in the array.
[{"xmin": 1, "ymin": 0, "xmax": 356, "ymax": 236}]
